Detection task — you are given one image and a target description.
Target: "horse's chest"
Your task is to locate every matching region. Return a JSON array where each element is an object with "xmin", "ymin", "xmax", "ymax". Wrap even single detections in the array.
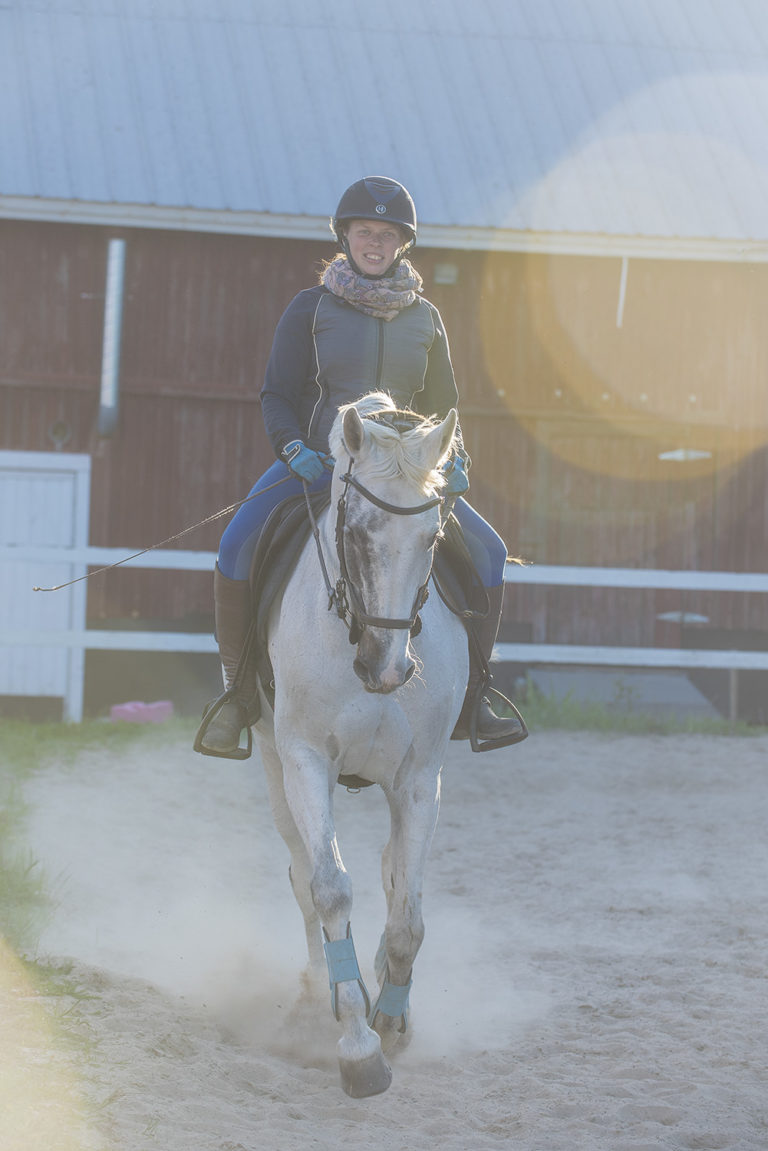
[{"xmin": 319, "ymin": 696, "xmax": 416, "ymax": 784}]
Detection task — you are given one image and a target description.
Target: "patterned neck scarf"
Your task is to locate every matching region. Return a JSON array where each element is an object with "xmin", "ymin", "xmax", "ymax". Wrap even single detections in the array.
[{"xmin": 321, "ymin": 254, "xmax": 423, "ymax": 321}]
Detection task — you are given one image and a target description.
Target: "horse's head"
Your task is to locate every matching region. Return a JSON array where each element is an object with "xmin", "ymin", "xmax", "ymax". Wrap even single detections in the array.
[{"xmin": 328, "ymin": 393, "xmax": 458, "ymax": 694}]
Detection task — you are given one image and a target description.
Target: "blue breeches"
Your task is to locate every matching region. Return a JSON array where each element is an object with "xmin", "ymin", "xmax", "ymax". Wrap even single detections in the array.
[{"xmin": 217, "ymin": 461, "xmax": 507, "ymax": 588}]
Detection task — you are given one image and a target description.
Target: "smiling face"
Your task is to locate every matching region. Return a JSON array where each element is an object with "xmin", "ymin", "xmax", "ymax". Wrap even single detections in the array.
[{"xmin": 344, "ymin": 219, "xmax": 407, "ymax": 276}]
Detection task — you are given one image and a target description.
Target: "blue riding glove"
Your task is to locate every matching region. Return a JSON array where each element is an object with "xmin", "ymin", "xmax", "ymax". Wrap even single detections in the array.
[
  {"xmin": 281, "ymin": 440, "xmax": 327, "ymax": 483},
  {"xmin": 441, "ymin": 454, "xmax": 470, "ymax": 497}
]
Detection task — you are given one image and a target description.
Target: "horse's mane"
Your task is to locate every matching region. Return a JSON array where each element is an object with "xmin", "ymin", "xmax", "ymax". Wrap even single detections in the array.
[{"xmin": 329, "ymin": 392, "xmax": 453, "ymax": 493}]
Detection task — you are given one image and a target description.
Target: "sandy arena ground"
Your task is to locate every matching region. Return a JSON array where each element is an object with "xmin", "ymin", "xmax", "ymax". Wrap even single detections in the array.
[{"xmin": 4, "ymin": 729, "xmax": 768, "ymax": 1150}]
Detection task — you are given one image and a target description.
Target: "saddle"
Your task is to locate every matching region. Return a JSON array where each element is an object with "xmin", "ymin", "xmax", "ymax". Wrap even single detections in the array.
[{"xmin": 247, "ymin": 489, "xmax": 333, "ymax": 709}]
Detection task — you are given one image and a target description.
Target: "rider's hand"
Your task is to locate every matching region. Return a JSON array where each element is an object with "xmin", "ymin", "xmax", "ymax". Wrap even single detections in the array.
[
  {"xmin": 441, "ymin": 454, "xmax": 470, "ymax": 497},
  {"xmin": 281, "ymin": 440, "xmax": 327, "ymax": 483}
]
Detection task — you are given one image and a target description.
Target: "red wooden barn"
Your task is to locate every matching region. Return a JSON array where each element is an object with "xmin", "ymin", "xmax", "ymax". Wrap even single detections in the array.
[{"xmin": 2, "ymin": 2, "xmax": 768, "ymax": 716}]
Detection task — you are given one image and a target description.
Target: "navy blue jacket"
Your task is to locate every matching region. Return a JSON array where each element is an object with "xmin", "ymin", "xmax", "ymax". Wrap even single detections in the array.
[{"xmin": 260, "ymin": 285, "xmax": 460, "ymax": 457}]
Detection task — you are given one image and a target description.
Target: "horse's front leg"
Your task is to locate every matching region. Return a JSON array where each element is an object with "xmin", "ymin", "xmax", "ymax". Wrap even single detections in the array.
[
  {"xmin": 280, "ymin": 742, "xmax": 392, "ymax": 1098},
  {"xmin": 372, "ymin": 767, "xmax": 441, "ymax": 1053},
  {"xmin": 258, "ymin": 742, "xmax": 325, "ymax": 978}
]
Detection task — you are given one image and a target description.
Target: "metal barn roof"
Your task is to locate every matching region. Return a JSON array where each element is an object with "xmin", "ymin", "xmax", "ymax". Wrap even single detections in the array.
[{"xmin": 2, "ymin": 0, "xmax": 768, "ymax": 258}]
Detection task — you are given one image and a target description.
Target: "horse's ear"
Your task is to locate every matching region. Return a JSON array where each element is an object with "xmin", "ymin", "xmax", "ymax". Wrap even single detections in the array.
[
  {"xmin": 428, "ymin": 408, "xmax": 458, "ymax": 466},
  {"xmin": 441, "ymin": 409, "xmax": 458, "ymax": 455},
  {"xmin": 342, "ymin": 407, "xmax": 366, "ymax": 456}
]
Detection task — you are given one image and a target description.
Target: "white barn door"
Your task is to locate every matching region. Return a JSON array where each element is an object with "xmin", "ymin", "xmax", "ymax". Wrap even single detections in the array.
[{"xmin": 0, "ymin": 451, "xmax": 90, "ymax": 721}]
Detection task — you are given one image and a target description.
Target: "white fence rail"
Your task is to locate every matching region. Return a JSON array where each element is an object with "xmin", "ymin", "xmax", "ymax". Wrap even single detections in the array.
[
  {"xmin": 498, "ymin": 563, "xmax": 768, "ymax": 722},
  {"xmin": 9, "ymin": 545, "xmax": 215, "ymax": 572},
  {"xmin": 504, "ymin": 563, "xmax": 768, "ymax": 594},
  {"xmin": 2, "ymin": 545, "xmax": 217, "ymax": 720},
  {"xmin": 3, "ymin": 545, "xmax": 768, "ymax": 722},
  {"xmin": 498, "ymin": 563, "xmax": 768, "ymax": 668}
]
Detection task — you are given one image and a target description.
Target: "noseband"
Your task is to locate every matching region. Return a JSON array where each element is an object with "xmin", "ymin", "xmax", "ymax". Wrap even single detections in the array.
[{"xmin": 333, "ymin": 466, "xmax": 444, "ymax": 643}]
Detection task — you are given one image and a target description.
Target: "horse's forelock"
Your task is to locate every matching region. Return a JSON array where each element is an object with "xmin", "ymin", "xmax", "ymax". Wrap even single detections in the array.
[
  {"xmin": 329, "ymin": 393, "xmax": 394, "ymax": 460},
  {"xmin": 331, "ymin": 395, "xmax": 452, "ymax": 493},
  {"xmin": 353, "ymin": 391, "xmax": 397, "ymax": 420}
]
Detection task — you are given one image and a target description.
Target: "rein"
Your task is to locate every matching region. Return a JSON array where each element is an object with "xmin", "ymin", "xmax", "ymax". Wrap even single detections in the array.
[{"xmin": 33, "ymin": 474, "xmax": 293, "ymax": 593}]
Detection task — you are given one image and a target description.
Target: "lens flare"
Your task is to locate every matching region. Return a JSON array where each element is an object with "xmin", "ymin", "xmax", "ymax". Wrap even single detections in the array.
[{"xmin": 0, "ymin": 939, "xmax": 98, "ymax": 1149}]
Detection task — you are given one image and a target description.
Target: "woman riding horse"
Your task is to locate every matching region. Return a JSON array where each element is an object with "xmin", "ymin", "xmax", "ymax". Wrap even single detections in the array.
[{"xmin": 201, "ymin": 176, "xmax": 525, "ymax": 755}]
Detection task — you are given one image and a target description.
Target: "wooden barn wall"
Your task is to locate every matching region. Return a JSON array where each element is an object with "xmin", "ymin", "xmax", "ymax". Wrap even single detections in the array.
[
  {"xmin": 2, "ymin": 219, "xmax": 768, "ymax": 648},
  {"xmin": 419, "ymin": 247, "xmax": 768, "ymax": 647},
  {"xmin": 0, "ymin": 220, "xmax": 333, "ymax": 626}
]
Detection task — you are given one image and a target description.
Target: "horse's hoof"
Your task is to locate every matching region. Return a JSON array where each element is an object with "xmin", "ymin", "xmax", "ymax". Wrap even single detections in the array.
[{"xmin": 339, "ymin": 1050, "xmax": 393, "ymax": 1098}]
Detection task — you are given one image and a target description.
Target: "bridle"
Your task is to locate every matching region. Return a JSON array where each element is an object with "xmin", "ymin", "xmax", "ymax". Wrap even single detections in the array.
[
  {"xmin": 333, "ymin": 465, "xmax": 445, "ymax": 644},
  {"xmin": 304, "ymin": 421, "xmax": 449, "ymax": 644}
]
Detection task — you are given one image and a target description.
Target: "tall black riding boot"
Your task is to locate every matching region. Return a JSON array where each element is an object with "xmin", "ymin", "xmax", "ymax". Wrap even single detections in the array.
[
  {"xmin": 452, "ymin": 583, "xmax": 527, "ymax": 747},
  {"xmin": 198, "ymin": 565, "xmax": 261, "ymax": 754}
]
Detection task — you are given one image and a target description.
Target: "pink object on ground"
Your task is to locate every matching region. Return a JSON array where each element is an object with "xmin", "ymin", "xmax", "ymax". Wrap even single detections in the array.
[{"xmin": 109, "ymin": 701, "xmax": 174, "ymax": 724}]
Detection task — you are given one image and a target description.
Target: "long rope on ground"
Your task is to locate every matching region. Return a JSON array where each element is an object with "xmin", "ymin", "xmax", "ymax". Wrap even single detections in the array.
[{"xmin": 32, "ymin": 476, "xmax": 292, "ymax": 593}]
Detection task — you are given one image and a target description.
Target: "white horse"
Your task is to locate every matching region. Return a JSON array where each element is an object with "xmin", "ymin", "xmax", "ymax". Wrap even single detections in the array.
[{"xmin": 252, "ymin": 392, "xmax": 468, "ymax": 1097}]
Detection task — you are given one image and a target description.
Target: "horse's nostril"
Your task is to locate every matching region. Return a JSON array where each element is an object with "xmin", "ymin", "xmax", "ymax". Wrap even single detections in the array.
[{"xmin": 403, "ymin": 662, "xmax": 416, "ymax": 683}]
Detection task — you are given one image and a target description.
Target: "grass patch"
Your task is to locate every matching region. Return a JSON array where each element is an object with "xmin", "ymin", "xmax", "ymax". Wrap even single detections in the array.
[
  {"xmin": 13, "ymin": 953, "xmax": 98, "ymax": 1032},
  {"xmin": 0, "ymin": 847, "xmax": 50, "ymax": 956},
  {"xmin": 0, "ymin": 714, "xmax": 195, "ymax": 775},
  {"xmin": 517, "ymin": 676, "xmax": 766, "ymax": 736}
]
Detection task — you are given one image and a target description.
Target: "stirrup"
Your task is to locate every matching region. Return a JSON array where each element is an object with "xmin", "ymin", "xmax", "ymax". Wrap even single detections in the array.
[
  {"xmin": 193, "ymin": 688, "xmax": 256, "ymax": 760},
  {"xmin": 464, "ymin": 684, "xmax": 528, "ymax": 753}
]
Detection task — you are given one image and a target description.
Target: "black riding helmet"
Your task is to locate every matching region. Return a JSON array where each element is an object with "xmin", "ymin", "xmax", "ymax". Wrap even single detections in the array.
[{"xmin": 331, "ymin": 176, "xmax": 417, "ymax": 277}]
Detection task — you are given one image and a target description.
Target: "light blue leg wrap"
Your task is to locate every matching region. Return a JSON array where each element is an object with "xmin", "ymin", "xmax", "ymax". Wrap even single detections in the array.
[
  {"xmin": 323, "ymin": 925, "xmax": 370, "ymax": 1021},
  {"xmin": 369, "ymin": 977, "xmax": 412, "ymax": 1033},
  {"xmin": 369, "ymin": 934, "xmax": 412, "ymax": 1033}
]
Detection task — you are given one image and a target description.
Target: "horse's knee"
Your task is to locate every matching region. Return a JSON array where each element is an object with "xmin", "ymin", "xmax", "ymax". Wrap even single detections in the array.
[{"xmin": 310, "ymin": 861, "xmax": 353, "ymax": 926}]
